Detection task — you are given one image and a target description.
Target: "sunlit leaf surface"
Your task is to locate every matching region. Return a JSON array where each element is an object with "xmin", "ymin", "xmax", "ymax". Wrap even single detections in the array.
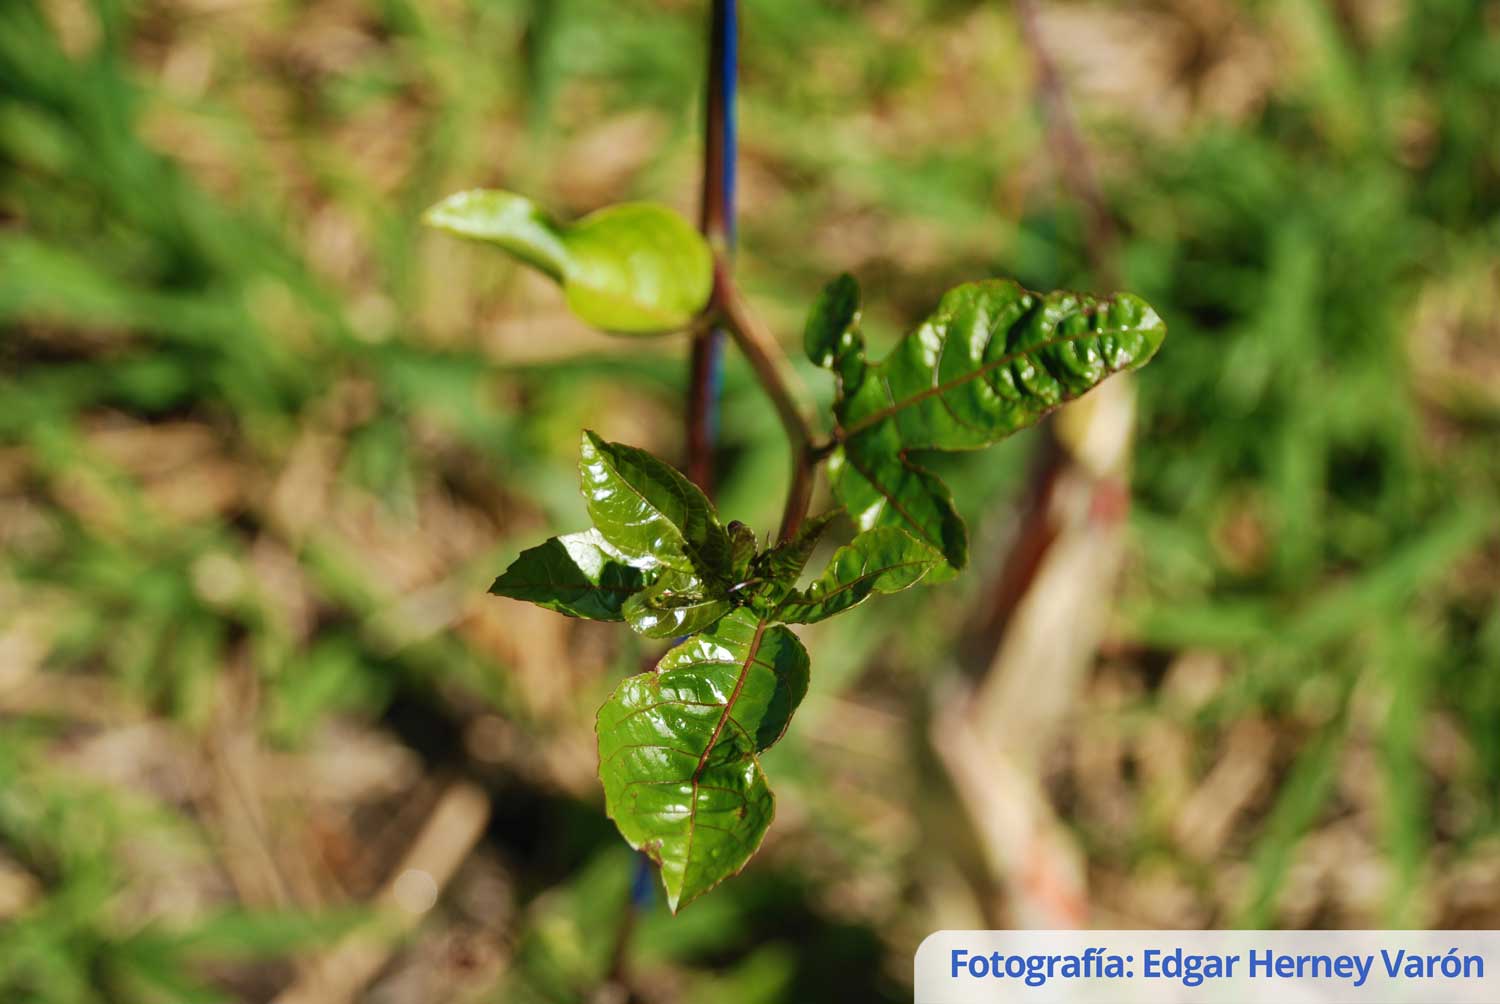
[
  {"xmin": 775, "ymin": 527, "xmax": 938, "ymax": 624},
  {"xmin": 490, "ymin": 529, "xmax": 651, "ymax": 621},
  {"xmin": 820, "ymin": 278, "xmax": 1165, "ymax": 569},
  {"xmin": 424, "ymin": 190, "xmax": 713, "ymax": 334},
  {"xmin": 579, "ymin": 431, "xmax": 733, "ymax": 579},
  {"xmin": 597, "ymin": 609, "xmax": 809, "ymax": 911}
]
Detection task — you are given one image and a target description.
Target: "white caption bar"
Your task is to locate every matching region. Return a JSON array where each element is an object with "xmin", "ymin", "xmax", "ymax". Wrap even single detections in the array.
[{"xmin": 916, "ymin": 931, "xmax": 1500, "ymax": 1003}]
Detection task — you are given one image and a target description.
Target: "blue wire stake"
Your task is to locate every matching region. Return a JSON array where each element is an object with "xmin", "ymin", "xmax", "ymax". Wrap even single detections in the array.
[
  {"xmin": 687, "ymin": 0, "xmax": 738, "ymax": 492},
  {"xmin": 631, "ymin": 852, "xmax": 656, "ymax": 908}
]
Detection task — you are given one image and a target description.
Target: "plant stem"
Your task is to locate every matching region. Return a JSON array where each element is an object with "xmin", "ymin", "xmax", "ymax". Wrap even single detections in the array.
[
  {"xmin": 712, "ymin": 261, "xmax": 820, "ymax": 541},
  {"xmin": 698, "ymin": 0, "xmax": 736, "ymax": 250},
  {"xmin": 686, "ymin": 0, "xmax": 739, "ymax": 492},
  {"xmin": 686, "ymin": 336, "xmax": 724, "ymax": 492},
  {"xmin": 688, "ymin": 0, "xmax": 820, "ymax": 541}
]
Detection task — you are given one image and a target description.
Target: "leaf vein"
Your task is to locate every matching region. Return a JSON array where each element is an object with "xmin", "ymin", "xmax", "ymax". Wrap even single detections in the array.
[
  {"xmin": 685, "ymin": 618, "xmax": 770, "ymax": 881},
  {"xmin": 600, "ymin": 742, "xmax": 700, "ymax": 767},
  {"xmin": 840, "ymin": 323, "xmax": 1146, "ymax": 438},
  {"xmin": 839, "ymin": 449, "xmax": 942, "ymax": 551},
  {"xmin": 611, "ymin": 699, "xmax": 727, "ymax": 727},
  {"xmin": 777, "ymin": 557, "xmax": 933, "ymax": 614}
]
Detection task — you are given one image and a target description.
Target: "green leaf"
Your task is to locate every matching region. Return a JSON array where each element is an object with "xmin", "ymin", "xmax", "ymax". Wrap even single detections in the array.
[
  {"xmin": 803, "ymin": 273, "xmax": 864, "ymax": 387},
  {"xmin": 826, "ymin": 280, "xmax": 1165, "ymax": 568},
  {"xmin": 579, "ymin": 431, "xmax": 733, "ymax": 578},
  {"xmin": 728, "ymin": 520, "xmax": 758, "ymax": 580},
  {"xmin": 623, "ymin": 570, "xmax": 733, "ymax": 639},
  {"xmin": 835, "ymin": 280, "xmax": 1165, "ymax": 447},
  {"xmin": 423, "ymin": 190, "xmax": 713, "ymax": 334},
  {"xmin": 749, "ymin": 510, "xmax": 839, "ymax": 609},
  {"xmin": 490, "ymin": 530, "xmax": 650, "ymax": 621},
  {"xmin": 828, "ymin": 425, "xmax": 967, "ymax": 576},
  {"xmin": 596, "ymin": 608, "xmax": 809, "ymax": 912},
  {"xmin": 775, "ymin": 528, "xmax": 939, "ymax": 624},
  {"xmin": 423, "ymin": 189, "xmax": 570, "ymax": 279}
]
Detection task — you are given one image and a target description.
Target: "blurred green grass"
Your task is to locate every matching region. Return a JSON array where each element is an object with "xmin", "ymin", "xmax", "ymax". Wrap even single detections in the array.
[{"xmin": 2, "ymin": 0, "xmax": 1499, "ymax": 1000}]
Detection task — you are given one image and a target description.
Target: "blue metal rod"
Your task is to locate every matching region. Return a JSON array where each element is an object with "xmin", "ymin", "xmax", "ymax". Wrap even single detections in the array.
[
  {"xmin": 686, "ymin": 0, "xmax": 737, "ymax": 492},
  {"xmin": 711, "ymin": 0, "xmax": 738, "ymax": 246}
]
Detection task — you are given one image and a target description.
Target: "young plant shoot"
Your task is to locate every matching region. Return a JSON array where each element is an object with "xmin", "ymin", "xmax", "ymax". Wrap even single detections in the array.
[{"xmin": 425, "ymin": 188, "xmax": 1165, "ymax": 911}]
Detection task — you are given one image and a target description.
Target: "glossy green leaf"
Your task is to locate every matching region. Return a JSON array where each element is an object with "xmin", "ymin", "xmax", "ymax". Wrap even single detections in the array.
[
  {"xmin": 826, "ymin": 280, "xmax": 1165, "ymax": 568},
  {"xmin": 489, "ymin": 530, "xmax": 650, "ymax": 621},
  {"xmin": 623, "ymin": 570, "xmax": 733, "ymax": 639},
  {"xmin": 828, "ymin": 426, "xmax": 967, "ymax": 576},
  {"xmin": 423, "ymin": 190, "xmax": 713, "ymax": 334},
  {"xmin": 597, "ymin": 608, "xmax": 809, "ymax": 912},
  {"xmin": 579, "ymin": 431, "xmax": 733, "ymax": 578},
  {"xmin": 775, "ymin": 527, "xmax": 939, "ymax": 624},
  {"xmin": 749, "ymin": 510, "xmax": 839, "ymax": 609},
  {"xmin": 728, "ymin": 520, "xmax": 758, "ymax": 580},
  {"xmin": 834, "ymin": 281, "xmax": 1165, "ymax": 448},
  {"xmin": 803, "ymin": 273, "xmax": 864, "ymax": 387}
]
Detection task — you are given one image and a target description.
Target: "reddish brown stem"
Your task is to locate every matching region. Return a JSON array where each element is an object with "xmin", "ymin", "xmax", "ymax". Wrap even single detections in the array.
[
  {"xmin": 712, "ymin": 262, "xmax": 820, "ymax": 540},
  {"xmin": 685, "ymin": 337, "xmax": 721, "ymax": 492}
]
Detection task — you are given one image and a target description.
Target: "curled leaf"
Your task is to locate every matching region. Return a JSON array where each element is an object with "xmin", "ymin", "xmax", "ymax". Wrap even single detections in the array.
[
  {"xmin": 424, "ymin": 190, "xmax": 713, "ymax": 334},
  {"xmin": 728, "ymin": 521, "xmax": 758, "ymax": 580},
  {"xmin": 747, "ymin": 510, "xmax": 839, "ymax": 610},
  {"xmin": 423, "ymin": 189, "xmax": 570, "ymax": 279},
  {"xmin": 775, "ymin": 527, "xmax": 939, "ymax": 624},
  {"xmin": 623, "ymin": 571, "xmax": 733, "ymax": 639}
]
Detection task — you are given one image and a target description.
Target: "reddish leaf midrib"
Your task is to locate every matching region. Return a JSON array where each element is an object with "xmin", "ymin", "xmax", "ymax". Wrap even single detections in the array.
[
  {"xmin": 691, "ymin": 617, "xmax": 768, "ymax": 782},
  {"xmin": 839, "ymin": 323, "xmax": 1145, "ymax": 439}
]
